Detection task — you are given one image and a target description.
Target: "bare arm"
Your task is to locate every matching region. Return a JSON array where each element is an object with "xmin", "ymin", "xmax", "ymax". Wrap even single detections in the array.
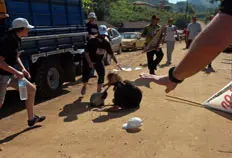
[
  {"xmin": 173, "ymin": 13, "xmax": 232, "ymax": 80},
  {"xmin": 140, "ymin": 13, "xmax": 232, "ymax": 93},
  {"xmin": 106, "ymin": 42, "xmax": 118, "ymax": 64},
  {"xmin": 0, "ymin": 13, "xmax": 9, "ymax": 19},
  {"xmin": 17, "ymin": 53, "xmax": 25, "ymax": 71},
  {"xmin": 0, "ymin": 56, "xmax": 20, "ymax": 75},
  {"xmin": 111, "ymin": 53, "xmax": 118, "ymax": 64},
  {"xmin": 84, "ymin": 52, "xmax": 92, "ymax": 65}
]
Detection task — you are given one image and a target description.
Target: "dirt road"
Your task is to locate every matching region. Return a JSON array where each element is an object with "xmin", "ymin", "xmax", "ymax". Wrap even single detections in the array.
[{"xmin": 0, "ymin": 43, "xmax": 232, "ymax": 158}]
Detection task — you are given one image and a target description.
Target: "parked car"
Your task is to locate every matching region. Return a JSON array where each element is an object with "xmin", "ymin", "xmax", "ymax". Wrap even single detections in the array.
[
  {"xmin": 104, "ymin": 28, "xmax": 122, "ymax": 65},
  {"xmin": 174, "ymin": 30, "xmax": 185, "ymax": 41},
  {"xmin": 121, "ymin": 32, "xmax": 145, "ymax": 51}
]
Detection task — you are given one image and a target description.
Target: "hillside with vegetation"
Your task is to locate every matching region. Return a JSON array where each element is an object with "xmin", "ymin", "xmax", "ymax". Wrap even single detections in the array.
[{"xmin": 82, "ymin": 0, "xmax": 219, "ymax": 29}]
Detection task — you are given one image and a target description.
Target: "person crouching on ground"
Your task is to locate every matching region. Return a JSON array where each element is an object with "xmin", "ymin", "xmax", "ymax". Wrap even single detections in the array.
[
  {"xmin": 81, "ymin": 25, "xmax": 121, "ymax": 95},
  {"xmin": 0, "ymin": 18, "xmax": 46, "ymax": 127},
  {"xmin": 106, "ymin": 72, "xmax": 142, "ymax": 111}
]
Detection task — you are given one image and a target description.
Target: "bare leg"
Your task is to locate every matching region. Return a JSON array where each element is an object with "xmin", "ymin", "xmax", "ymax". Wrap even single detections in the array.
[
  {"xmin": 25, "ymin": 80, "xmax": 36, "ymax": 120},
  {"xmin": 10, "ymin": 78, "xmax": 36, "ymax": 120}
]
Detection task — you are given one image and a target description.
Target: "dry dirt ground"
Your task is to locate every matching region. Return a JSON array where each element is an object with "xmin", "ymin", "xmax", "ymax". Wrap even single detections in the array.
[{"xmin": 0, "ymin": 43, "xmax": 232, "ymax": 158}]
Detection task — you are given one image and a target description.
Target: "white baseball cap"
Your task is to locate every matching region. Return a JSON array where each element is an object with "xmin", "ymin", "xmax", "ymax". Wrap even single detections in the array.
[
  {"xmin": 98, "ymin": 25, "xmax": 108, "ymax": 36},
  {"xmin": 122, "ymin": 117, "xmax": 143, "ymax": 130},
  {"xmin": 88, "ymin": 12, "xmax": 97, "ymax": 19},
  {"xmin": 11, "ymin": 18, "xmax": 34, "ymax": 29}
]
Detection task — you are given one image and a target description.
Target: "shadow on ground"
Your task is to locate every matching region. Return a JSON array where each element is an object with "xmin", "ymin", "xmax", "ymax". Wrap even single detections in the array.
[
  {"xmin": 0, "ymin": 125, "xmax": 42, "ymax": 144},
  {"xmin": 59, "ymin": 97, "xmax": 90, "ymax": 122},
  {"xmin": 59, "ymin": 97, "xmax": 138, "ymax": 123},
  {"xmin": 92, "ymin": 107, "xmax": 139, "ymax": 123},
  {"xmin": 0, "ymin": 88, "xmax": 70, "ymax": 120}
]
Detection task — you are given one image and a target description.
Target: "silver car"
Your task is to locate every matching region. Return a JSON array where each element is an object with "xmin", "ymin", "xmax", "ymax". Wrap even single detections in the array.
[{"xmin": 104, "ymin": 28, "xmax": 122, "ymax": 65}]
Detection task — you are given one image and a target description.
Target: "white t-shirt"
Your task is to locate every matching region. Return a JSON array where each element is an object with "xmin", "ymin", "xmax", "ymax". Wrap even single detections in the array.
[
  {"xmin": 187, "ymin": 22, "xmax": 202, "ymax": 40},
  {"xmin": 165, "ymin": 25, "xmax": 177, "ymax": 42}
]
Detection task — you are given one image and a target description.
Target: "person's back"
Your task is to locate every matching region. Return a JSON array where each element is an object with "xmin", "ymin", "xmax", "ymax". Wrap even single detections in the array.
[{"xmin": 113, "ymin": 81, "xmax": 142, "ymax": 109}]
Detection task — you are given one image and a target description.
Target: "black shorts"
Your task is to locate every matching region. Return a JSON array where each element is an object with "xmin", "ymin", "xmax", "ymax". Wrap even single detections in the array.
[{"xmin": 220, "ymin": 0, "xmax": 232, "ymax": 16}]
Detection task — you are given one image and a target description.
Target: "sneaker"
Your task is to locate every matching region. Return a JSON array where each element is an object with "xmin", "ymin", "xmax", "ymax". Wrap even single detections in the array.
[
  {"xmin": 28, "ymin": 115, "xmax": 46, "ymax": 127},
  {"xmin": 149, "ymin": 70, "xmax": 155, "ymax": 75},
  {"xmin": 81, "ymin": 86, "xmax": 87, "ymax": 95}
]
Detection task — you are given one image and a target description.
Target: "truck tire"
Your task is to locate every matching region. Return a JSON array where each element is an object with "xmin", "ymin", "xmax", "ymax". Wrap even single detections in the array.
[
  {"xmin": 104, "ymin": 54, "xmax": 112, "ymax": 66},
  {"xmin": 35, "ymin": 61, "xmax": 63, "ymax": 98}
]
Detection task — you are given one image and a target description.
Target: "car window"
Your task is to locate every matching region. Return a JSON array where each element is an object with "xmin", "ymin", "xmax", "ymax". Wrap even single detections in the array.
[
  {"xmin": 112, "ymin": 30, "xmax": 119, "ymax": 38},
  {"xmin": 122, "ymin": 33, "xmax": 137, "ymax": 39},
  {"xmin": 108, "ymin": 30, "xmax": 113, "ymax": 37}
]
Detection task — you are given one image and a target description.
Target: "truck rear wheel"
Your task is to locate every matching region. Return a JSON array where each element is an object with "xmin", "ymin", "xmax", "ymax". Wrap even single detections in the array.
[{"xmin": 35, "ymin": 61, "xmax": 63, "ymax": 98}]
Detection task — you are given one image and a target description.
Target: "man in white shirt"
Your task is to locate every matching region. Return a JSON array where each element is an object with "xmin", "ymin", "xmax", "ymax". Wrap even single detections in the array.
[
  {"xmin": 186, "ymin": 16, "xmax": 202, "ymax": 49},
  {"xmin": 163, "ymin": 18, "xmax": 179, "ymax": 65}
]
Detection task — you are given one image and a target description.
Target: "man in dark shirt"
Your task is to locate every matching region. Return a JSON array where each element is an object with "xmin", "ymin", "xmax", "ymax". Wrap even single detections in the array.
[
  {"xmin": 140, "ymin": 0, "xmax": 232, "ymax": 94},
  {"xmin": 86, "ymin": 12, "xmax": 98, "ymax": 39},
  {"xmin": 86, "ymin": 12, "xmax": 98, "ymax": 78},
  {"xmin": 0, "ymin": 18, "xmax": 45, "ymax": 127},
  {"xmin": 81, "ymin": 25, "xmax": 121, "ymax": 95}
]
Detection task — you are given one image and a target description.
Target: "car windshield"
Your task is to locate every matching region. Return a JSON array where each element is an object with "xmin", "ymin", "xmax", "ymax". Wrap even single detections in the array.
[{"xmin": 122, "ymin": 33, "xmax": 137, "ymax": 39}]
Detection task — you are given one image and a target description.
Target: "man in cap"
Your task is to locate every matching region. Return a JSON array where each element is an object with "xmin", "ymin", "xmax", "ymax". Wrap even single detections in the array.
[
  {"xmin": 86, "ymin": 12, "xmax": 98, "ymax": 78},
  {"xmin": 142, "ymin": 15, "xmax": 164, "ymax": 75},
  {"xmin": 0, "ymin": 18, "xmax": 46, "ymax": 127},
  {"xmin": 86, "ymin": 12, "xmax": 98, "ymax": 39},
  {"xmin": 81, "ymin": 25, "xmax": 121, "ymax": 95}
]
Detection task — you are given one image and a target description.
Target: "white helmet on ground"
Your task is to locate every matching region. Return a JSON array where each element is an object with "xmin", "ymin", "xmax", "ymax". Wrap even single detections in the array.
[{"xmin": 122, "ymin": 117, "xmax": 143, "ymax": 130}]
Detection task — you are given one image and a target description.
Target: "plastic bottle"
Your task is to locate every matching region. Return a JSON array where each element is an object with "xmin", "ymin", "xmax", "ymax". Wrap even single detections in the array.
[{"xmin": 18, "ymin": 78, "xmax": 28, "ymax": 100}]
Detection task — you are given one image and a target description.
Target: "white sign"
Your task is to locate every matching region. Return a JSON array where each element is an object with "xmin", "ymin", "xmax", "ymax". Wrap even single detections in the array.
[{"xmin": 203, "ymin": 82, "xmax": 232, "ymax": 114}]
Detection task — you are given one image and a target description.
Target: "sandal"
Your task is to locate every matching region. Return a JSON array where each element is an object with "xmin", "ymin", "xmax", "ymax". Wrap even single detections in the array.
[{"xmin": 28, "ymin": 115, "xmax": 46, "ymax": 127}]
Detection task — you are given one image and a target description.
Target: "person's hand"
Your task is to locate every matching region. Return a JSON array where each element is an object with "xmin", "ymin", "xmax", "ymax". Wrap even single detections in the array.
[
  {"xmin": 22, "ymin": 69, "xmax": 31, "ymax": 79},
  {"xmin": 116, "ymin": 63, "xmax": 122, "ymax": 70},
  {"xmin": 139, "ymin": 73, "xmax": 178, "ymax": 93},
  {"xmin": 15, "ymin": 71, "xmax": 24, "ymax": 79},
  {"xmin": 89, "ymin": 62, "xmax": 94, "ymax": 68}
]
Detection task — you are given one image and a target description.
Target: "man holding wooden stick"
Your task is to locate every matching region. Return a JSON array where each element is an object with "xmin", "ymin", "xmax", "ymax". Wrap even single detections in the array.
[{"xmin": 142, "ymin": 15, "xmax": 164, "ymax": 75}]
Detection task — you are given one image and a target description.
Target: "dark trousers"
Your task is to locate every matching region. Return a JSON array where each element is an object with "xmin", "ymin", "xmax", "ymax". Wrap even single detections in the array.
[
  {"xmin": 146, "ymin": 48, "xmax": 164, "ymax": 74},
  {"xmin": 186, "ymin": 40, "xmax": 193, "ymax": 49},
  {"xmin": 208, "ymin": 62, "xmax": 212, "ymax": 68},
  {"xmin": 82, "ymin": 60, "xmax": 105, "ymax": 84}
]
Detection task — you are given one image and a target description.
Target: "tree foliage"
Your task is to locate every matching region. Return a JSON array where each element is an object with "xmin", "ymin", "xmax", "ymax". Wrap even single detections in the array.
[{"xmin": 82, "ymin": 0, "xmax": 191, "ymax": 29}]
